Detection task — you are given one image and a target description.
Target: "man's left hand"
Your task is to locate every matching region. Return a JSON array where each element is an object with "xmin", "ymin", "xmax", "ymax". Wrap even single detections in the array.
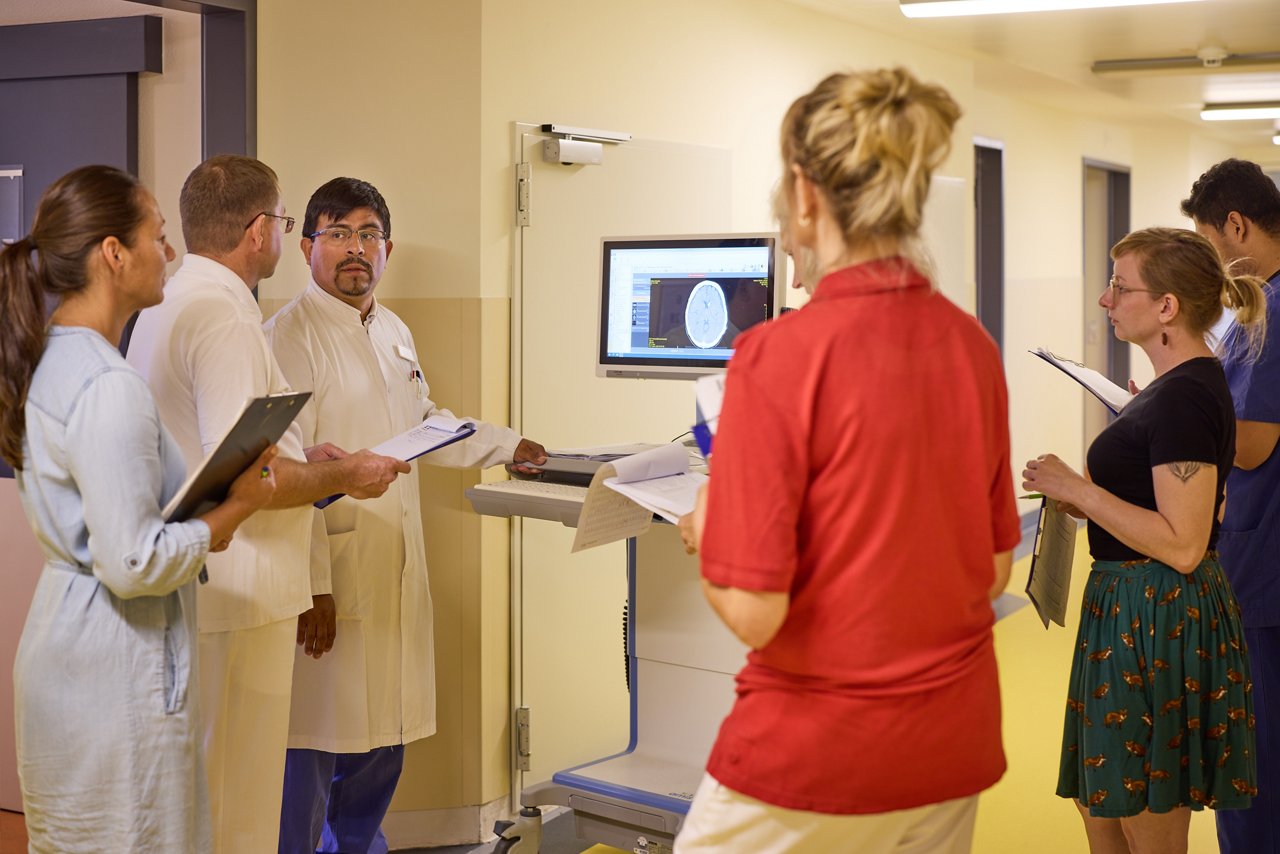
[
  {"xmin": 297, "ymin": 594, "xmax": 337, "ymax": 659},
  {"xmin": 511, "ymin": 438, "xmax": 548, "ymax": 475}
]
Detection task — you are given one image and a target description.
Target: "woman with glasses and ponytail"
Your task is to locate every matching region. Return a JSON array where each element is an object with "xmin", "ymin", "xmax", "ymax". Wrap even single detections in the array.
[
  {"xmin": 0, "ymin": 165, "xmax": 277, "ymax": 852},
  {"xmin": 1024, "ymin": 227, "xmax": 1266, "ymax": 853}
]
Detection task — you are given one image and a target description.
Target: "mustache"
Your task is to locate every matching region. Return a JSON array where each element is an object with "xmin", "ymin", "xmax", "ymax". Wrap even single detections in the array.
[{"xmin": 337, "ymin": 257, "xmax": 373, "ymax": 276}]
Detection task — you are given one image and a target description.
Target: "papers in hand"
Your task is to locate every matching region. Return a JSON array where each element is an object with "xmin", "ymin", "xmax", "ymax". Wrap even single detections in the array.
[
  {"xmin": 1030, "ymin": 348, "xmax": 1131, "ymax": 414},
  {"xmin": 570, "ymin": 444, "xmax": 708, "ymax": 553},
  {"xmin": 1026, "ymin": 498, "xmax": 1077, "ymax": 629},
  {"xmin": 314, "ymin": 415, "xmax": 476, "ymax": 509},
  {"xmin": 369, "ymin": 414, "xmax": 476, "ymax": 462}
]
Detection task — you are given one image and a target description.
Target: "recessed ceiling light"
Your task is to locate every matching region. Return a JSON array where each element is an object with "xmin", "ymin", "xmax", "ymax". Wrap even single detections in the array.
[
  {"xmin": 900, "ymin": 0, "xmax": 1207, "ymax": 17},
  {"xmin": 1200, "ymin": 102, "xmax": 1280, "ymax": 122}
]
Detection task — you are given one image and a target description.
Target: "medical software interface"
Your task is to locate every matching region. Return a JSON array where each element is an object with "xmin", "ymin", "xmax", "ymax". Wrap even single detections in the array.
[{"xmin": 604, "ymin": 244, "xmax": 771, "ymax": 360}]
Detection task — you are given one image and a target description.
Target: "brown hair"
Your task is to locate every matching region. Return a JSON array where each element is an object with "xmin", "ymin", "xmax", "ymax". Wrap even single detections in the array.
[
  {"xmin": 1111, "ymin": 227, "xmax": 1267, "ymax": 359},
  {"xmin": 776, "ymin": 67, "xmax": 960, "ymax": 261},
  {"xmin": 179, "ymin": 155, "xmax": 280, "ymax": 255},
  {"xmin": 0, "ymin": 165, "xmax": 148, "ymax": 469}
]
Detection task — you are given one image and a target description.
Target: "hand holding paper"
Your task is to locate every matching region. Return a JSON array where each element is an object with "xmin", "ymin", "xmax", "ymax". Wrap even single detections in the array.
[
  {"xmin": 370, "ymin": 414, "xmax": 476, "ymax": 462},
  {"xmin": 315, "ymin": 415, "xmax": 474, "ymax": 508},
  {"xmin": 570, "ymin": 444, "xmax": 708, "ymax": 552}
]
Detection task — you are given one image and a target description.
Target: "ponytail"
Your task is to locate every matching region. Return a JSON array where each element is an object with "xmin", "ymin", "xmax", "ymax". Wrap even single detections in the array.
[
  {"xmin": 1221, "ymin": 268, "xmax": 1269, "ymax": 362},
  {"xmin": 0, "ymin": 164, "xmax": 148, "ymax": 470},
  {"xmin": 0, "ymin": 238, "xmax": 47, "ymax": 469}
]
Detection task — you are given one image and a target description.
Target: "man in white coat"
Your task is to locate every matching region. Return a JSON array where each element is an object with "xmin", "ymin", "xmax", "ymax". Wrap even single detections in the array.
[
  {"xmin": 126, "ymin": 157, "xmax": 411, "ymax": 853},
  {"xmin": 265, "ymin": 177, "xmax": 547, "ymax": 854}
]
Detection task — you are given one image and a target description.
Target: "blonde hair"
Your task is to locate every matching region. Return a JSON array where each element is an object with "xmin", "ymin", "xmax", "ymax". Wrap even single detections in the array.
[
  {"xmin": 1110, "ymin": 227, "xmax": 1267, "ymax": 360},
  {"xmin": 776, "ymin": 67, "xmax": 960, "ymax": 264}
]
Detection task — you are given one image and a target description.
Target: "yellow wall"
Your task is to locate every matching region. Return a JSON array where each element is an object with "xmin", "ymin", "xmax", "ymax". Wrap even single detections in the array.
[
  {"xmin": 255, "ymin": 0, "xmax": 514, "ymax": 819},
  {"xmin": 252, "ymin": 0, "xmax": 1271, "ymax": 842}
]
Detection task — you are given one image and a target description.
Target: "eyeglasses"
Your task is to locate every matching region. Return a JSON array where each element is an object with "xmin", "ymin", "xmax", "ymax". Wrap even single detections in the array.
[
  {"xmin": 1107, "ymin": 277, "xmax": 1157, "ymax": 299},
  {"xmin": 305, "ymin": 226, "xmax": 388, "ymax": 247},
  {"xmin": 244, "ymin": 212, "xmax": 296, "ymax": 233}
]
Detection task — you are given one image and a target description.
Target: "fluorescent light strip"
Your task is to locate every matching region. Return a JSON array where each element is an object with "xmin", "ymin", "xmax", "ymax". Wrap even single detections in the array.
[
  {"xmin": 900, "ymin": 0, "xmax": 1206, "ymax": 18},
  {"xmin": 1200, "ymin": 103, "xmax": 1280, "ymax": 122}
]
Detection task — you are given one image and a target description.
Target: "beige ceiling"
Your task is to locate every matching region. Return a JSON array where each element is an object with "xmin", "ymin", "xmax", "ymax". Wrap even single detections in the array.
[
  {"xmin": 2, "ymin": 0, "xmax": 1278, "ymax": 152},
  {"xmin": 787, "ymin": 0, "xmax": 1280, "ymax": 153}
]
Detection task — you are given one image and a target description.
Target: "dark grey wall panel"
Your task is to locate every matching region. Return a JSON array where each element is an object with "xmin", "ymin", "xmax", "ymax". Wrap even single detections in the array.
[
  {"xmin": 0, "ymin": 16, "xmax": 161, "ymax": 81},
  {"xmin": 0, "ymin": 169, "xmax": 21, "ymax": 244},
  {"xmin": 0, "ymin": 74, "xmax": 137, "ymax": 232},
  {"xmin": 202, "ymin": 9, "xmax": 251, "ymax": 156}
]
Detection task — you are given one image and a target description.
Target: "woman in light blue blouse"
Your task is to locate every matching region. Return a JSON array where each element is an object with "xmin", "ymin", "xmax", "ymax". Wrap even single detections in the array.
[{"xmin": 0, "ymin": 165, "xmax": 277, "ymax": 852}]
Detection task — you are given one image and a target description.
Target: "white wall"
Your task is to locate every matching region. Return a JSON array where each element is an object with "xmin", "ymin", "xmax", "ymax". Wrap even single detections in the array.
[
  {"xmin": 136, "ymin": 6, "xmax": 203, "ymax": 263},
  {"xmin": 478, "ymin": 0, "xmax": 1247, "ymax": 520}
]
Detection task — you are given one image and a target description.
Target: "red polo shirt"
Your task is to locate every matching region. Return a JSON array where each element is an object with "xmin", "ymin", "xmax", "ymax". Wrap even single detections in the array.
[{"xmin": 701, "ymin": 258, "xmax": 1021, "ymax": 814}]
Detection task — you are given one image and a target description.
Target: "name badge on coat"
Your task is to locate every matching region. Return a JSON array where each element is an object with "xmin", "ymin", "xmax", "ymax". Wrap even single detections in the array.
[{"xmin": 395, "ymin": 344, "xmax": 425, "ymax": 399}]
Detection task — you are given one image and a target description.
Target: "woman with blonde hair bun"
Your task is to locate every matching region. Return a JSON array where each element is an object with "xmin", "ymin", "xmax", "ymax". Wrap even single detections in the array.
[
  {"xmin": 1024, "ymin": 227, "xmax": 1264, "ymax": 854},
  {"xmin": 675, "ymin": 67, "xmax": 1020, "ymax": 853}
]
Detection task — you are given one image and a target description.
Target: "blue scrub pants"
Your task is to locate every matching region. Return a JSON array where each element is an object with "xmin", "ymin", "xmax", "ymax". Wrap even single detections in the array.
[
  {"xmin": 1218, "ymin": 625, "xmax": 1280, "ymax": 854},
  {"xmin": 278, "ymin": 745, "xmax": 405, "ymax": 854}
]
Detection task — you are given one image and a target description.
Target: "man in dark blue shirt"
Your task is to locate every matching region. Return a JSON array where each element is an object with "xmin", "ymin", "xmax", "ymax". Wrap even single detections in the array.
[{"xmin": 1183, "ymin": 158, "xmax": 1280, "ymax": 854}]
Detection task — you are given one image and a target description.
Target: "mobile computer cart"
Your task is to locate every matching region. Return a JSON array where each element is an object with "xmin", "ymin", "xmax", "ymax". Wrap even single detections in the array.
[{"xmin": 465, "ymin": 481, "xmax": 745, "ymax": 854}]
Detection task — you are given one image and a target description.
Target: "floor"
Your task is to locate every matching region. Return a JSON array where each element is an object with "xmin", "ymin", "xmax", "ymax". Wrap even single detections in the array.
[
  {"xmin": 0, "ymin": 810, "xmax": 26, "ymax": 854},
  {"xmin": 400, "ymin": 808, "xmax": 611, "ymax": 853},
  {"xmin": 1, "ymin": 530, "xmax": 1230, "ymax": 854},
  {"xmin": 0, "ymin": 807, "xmax": 624, "ymax": 854}
]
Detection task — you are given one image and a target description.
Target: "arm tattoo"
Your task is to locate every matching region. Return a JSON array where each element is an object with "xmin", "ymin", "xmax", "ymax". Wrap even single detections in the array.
[{"xmin": 1166, "ymin": 461, "xmax": 1204, "ymax": 484}]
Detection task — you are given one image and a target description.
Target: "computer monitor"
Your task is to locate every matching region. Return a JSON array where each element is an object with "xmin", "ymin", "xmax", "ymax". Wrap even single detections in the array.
[{"xmin": 597, "ymin": 233, "xmax": 781, "ymax": 379}]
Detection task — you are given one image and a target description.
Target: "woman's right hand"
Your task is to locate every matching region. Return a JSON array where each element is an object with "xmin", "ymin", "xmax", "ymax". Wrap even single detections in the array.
[
  {"xmin": 195, "ymin": 445, "xmax": 279, "ymax": 557},
  {"xmin": 227, "ymin": 444, "xmax": 278, "ymax": 511}
]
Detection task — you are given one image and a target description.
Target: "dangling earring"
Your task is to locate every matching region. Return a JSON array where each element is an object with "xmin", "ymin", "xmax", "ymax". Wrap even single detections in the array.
[{"xmin": 1161, "ymin": 329, "xmax": 1169, "ymax": 346}]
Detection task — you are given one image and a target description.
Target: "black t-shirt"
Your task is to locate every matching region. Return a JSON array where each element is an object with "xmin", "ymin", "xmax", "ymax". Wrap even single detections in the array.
[{"xmin": 1086, "ymin": 357, "xmax": 1235, "ymax": 561}]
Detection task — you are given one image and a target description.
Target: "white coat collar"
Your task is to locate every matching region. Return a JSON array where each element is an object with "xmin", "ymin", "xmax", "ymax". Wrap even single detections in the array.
[
  {"xmin": 303, "ymin": 279, "xmax": 379, "ymax": 328},
  {"xmin": 176, "ymin": 253, "xmax": 261, "ymax": 319}
]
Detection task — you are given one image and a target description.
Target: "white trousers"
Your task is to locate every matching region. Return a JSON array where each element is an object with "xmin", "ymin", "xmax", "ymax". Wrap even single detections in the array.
[
  {"xmin": 675, "ymin": 774, "xmax": 980, "ymax": 854},
  {"xmin": 199, "ymin": 618, "xmax": 297, "ymax": 854}
]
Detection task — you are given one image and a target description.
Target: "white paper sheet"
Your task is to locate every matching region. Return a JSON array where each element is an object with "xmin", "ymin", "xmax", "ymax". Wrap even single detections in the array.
[
  {"xmin": 369, "ymin": 414, "xmax": 474, "ymax": 462},
  {"xmin": 1031, "ymin": 348, "xmax": 1132, "ymax": 414}
]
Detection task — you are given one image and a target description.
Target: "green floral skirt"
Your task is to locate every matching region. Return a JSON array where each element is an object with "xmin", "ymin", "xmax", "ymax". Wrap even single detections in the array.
[{"xmin": 1056, "ymin": 555, "xmax": 1257, "ymax": 817}]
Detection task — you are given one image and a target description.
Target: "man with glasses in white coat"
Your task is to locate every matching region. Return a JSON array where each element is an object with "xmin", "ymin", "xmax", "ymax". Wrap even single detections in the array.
[
  {"xmin": 127, "ymin": 156, "xmax": 410, "ymax": 853},
  {"xmin": 266, "ymin": 177, "xmax": 547, "ymax": 854}
]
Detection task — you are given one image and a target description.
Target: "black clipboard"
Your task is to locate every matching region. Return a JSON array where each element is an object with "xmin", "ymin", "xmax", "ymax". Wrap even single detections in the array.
[{"xmin": 163, "ymin": 392, "xmax": 311, "ymax": 522}]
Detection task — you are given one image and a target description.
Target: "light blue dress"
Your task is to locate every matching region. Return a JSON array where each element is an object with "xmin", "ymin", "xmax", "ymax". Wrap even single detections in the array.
[{"xmin": 13, "ymin": 326, "xmax": 212, "ymax": 853}]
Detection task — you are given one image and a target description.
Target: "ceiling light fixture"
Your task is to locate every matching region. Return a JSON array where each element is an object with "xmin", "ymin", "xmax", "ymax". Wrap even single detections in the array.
[
  {"xmin": 900, "ymin": 0, "xmax": 1207, "ymax": 18},
  {"xmin": 1200, "ymin": 102, "xmax": 1280, "ymax": 122},
  {"xmin": 1092, "ymin": 49, "xmax": 1280, "ymax": 76}
]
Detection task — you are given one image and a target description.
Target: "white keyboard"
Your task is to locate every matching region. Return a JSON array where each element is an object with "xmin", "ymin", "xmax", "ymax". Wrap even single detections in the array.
[{"xmin": 465, "ymin": 479, "xmax": 587, "ymax": 526}]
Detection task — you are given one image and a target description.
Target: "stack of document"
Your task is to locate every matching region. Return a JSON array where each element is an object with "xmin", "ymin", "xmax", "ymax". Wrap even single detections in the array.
[
  {"xmin": 315, "ymin": 414, "xmax": 476, "ymax": 508},
  {"xmin": 1031, "ymin": 348, "xmax": 1131, "ymax": 414},
  {"xmin": 570, "ymin": 444, "xmax": 708, "ymax": 553},
  {"xmin": 547, "ymin": 443, "xmax": 665, "ymax": 463},
  {"xmin": 1026, "ymin": 498, "xmax": 1077, "ymax": 628}
]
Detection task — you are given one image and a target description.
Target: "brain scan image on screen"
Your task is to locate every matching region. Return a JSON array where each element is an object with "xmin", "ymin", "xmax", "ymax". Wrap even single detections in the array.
[{"xmin": 684, "ymin": 280, "xmax": 728, "ymax": 349}]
